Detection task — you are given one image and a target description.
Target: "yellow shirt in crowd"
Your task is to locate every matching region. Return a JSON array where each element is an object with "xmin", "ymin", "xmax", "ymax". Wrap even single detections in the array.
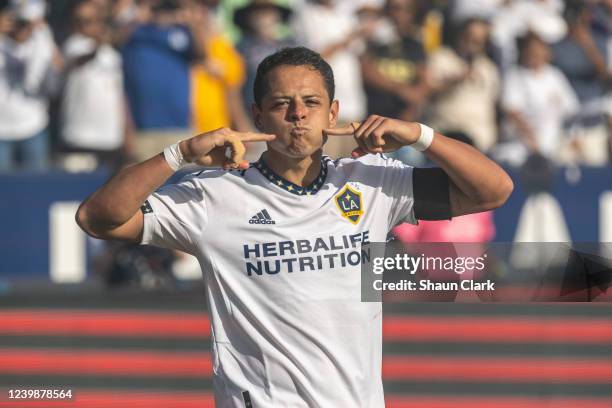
[{"xmin": 191, "ymin": 35, "xmax": 245, "ymax": 133}]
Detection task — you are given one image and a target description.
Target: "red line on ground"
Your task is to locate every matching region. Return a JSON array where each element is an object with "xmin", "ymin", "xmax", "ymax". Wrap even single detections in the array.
[
  {"xmin": 382, "ymin": 355, "xmax": 612, "ymax": 382},
  {"xmin": 0, "ymin": 310, "xmax": 209, "ymax": 338},
  {"xmin": 1, "ymin": 310, "xmax": 611, "ymax": 345},
  {"xmin": 1, "ymin": 348, "xmax": 612, "ymax": 383},
  {"xmin": 0, "ymin": 349, "xmax": 211, "ymax": 377},
  {"xmin": 383, "ymin": 316, "xmax": 612, "ymax": 344}
]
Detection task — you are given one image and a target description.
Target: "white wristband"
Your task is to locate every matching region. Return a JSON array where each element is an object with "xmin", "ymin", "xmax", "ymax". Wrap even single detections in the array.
[
  {"xmin": 411, "ymin": 123, "xmax": 435, "ymax": 152},
  {"xmin": 163, "ymin": 142, "xmax": 187, "ymax": 171}
]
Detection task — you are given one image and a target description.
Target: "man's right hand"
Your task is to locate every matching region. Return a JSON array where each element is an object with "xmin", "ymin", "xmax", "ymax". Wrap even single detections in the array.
[
  {"xmin": 77, "ymin": 128, "xmax": 273, "ymax": 242},
  {"xmin": 179, "ymin": 127, "xmax": 275, "ymax": 170}
]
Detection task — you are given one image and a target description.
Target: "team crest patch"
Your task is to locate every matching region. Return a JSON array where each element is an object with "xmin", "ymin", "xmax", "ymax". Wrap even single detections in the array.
[{"xmin": 335, "ymin": 184, "xmax": 364, "ymax": 224}]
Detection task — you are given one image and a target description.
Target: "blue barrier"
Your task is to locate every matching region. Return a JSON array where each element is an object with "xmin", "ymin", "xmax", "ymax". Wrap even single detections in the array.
[
  {"xmin": 1, "ymin": 167, "xmax": 610, "ymax": 280},
  {"xmin": 1, "ymin": 171, "xmax": 108, "ymax": 278},
  {"xmin": 493, "ymin": 166, "xmax": 611, "ymax": 242}
]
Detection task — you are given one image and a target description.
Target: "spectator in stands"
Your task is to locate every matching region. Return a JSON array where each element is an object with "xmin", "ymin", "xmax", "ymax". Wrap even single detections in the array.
[
  {"xmin": 490, "ymin": 0, "xmax": 566, "ymax": 71},
  {"xmin": 291, "ymin": 0, "xmax": 369, "ymax": 124},
  {"xmin": 497, "ymin": 31, "xmax": 579, "ymax": 166},
  {"xmin": 190, "ymin": 0, "xmax": 252, "ymax": 133},
  {"xmin": 119, "ymin": 0, "xmax": 204, "ymax": 131},
  {"xmin": 427, "ymin": 18, "xmax": 500, "ymax": 153},
  {"xmin": 59, "ymin": 0, "xmax": 133, "ymax": 170},
  {"xmin": 361, "ymin": 0, "xmax": 429, "ymax": 123},
  {"xmin": 234, "ymin": 0, "xmax": 293, "ymax": 109},
  {"xmin": 0, "ymin": 0, "xmax": 61, "ymax": 172},
  {"xmin": 359, "ymin": 0, "xmax": 429, "ymax": 165},
  {"xmin": 550, "ymin": 1, "xmax": 611, "ymax": 166},
  {"xmin": 553, "ymin": 1, "xmax": 610, "ymax": 105}
]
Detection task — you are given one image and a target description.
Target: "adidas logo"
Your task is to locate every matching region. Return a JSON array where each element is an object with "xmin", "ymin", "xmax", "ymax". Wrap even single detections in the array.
[{"xmin": 249, "ymin": 209, "xmax": 276, "ymax": 224}]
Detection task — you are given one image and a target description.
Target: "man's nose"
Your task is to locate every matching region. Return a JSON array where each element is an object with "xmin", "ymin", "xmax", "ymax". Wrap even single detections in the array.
[{"xmin": 287, "ymin": 100, "xmax": 307, "ymax": 121}]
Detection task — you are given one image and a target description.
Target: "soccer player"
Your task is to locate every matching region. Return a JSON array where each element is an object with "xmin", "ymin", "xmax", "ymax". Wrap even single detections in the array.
[{"xmin": 76, "ymin": 47, "xmax": 513, "ymax": 407}]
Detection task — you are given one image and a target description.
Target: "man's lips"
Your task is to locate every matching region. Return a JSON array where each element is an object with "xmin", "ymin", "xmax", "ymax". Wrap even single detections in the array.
[{"xmin": 290, "ymin": 127, "xmax": 310, "ymax": 136}]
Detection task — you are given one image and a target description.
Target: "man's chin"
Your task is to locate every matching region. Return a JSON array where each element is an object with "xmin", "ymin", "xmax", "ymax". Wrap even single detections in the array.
[{"xmin": 269, "ymin": 144, "xmax": 322, "ymax": 160}]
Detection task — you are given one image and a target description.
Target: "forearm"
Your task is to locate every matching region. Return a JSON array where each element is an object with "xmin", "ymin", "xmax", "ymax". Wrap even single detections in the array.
[
  {"xmin": 576, "ymin": 33, "xmax": 609, "ymax": 81},
  {"xmin": 188, "ymin": 24, "xmax": 207, "ymax": 62},
  {"xmin": 77, "ymin": 153, "xmax": 174, "ymax": 232},
  {"xmin": 583, "ymin": 44, "xmax": 609, "ymax": 81},
  {"xmin": 428, "ymin": 74, "xmax": 464, "ymax": 96}
]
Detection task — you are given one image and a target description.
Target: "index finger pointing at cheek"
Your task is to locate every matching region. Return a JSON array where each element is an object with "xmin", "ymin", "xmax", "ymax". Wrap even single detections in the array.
[
  {"xmin": 239, "ymin": 132, "xmax": 277, "ymax": 142},
  {"xmin": 323, "ymin": 125, "xmax": 356, "ymax": 136}
]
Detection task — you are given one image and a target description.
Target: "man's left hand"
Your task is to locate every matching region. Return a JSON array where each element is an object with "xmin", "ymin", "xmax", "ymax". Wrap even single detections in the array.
[{"xmin": 324, "ymin": 115, "xmax": 421, "ymax": 158}]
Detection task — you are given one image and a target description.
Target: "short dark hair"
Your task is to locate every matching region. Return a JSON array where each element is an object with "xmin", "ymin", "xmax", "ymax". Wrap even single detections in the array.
[
  {"xmin": 253, "ymin": 47, "xmax": 335, "ymax": 106},
  {"xmin": 516, "ymin": 31, "xmax": 547, "ymax": 65}
]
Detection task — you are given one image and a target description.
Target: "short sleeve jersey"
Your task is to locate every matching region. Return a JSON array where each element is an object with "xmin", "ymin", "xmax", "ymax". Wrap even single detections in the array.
[{"xmin": 141, "ymin": 154, "xmax": 417, "ymax": 407}]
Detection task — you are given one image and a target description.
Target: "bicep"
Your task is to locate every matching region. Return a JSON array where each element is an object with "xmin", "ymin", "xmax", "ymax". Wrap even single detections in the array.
[
  {"xmin": 449, "ymin": 181, "xmax": 491, "ymax": 217},
  {"xmin": 91, "ymin": 211, "xmax": 144, "ymax": 243}
]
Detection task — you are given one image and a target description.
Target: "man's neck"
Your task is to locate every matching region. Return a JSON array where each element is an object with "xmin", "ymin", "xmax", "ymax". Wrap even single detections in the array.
[{"xmin": 262, "ymin": 149, "xmax": 323, "ymax": 187}]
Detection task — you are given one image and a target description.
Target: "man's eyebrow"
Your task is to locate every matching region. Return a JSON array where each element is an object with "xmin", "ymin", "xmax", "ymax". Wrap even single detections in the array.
[
  {"xmin": 268, "ymin": 94, "xmax": 323, "ymax": 100},
  {"xmin": 269, "ymin": 95, "xmax": 292, "ymax": 99}
]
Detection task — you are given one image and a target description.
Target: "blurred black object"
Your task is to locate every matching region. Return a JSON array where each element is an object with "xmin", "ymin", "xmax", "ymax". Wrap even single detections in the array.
[
  {"xmin": 519, "ymin": 152, "xmax": 556, "ymax": 194},
  {"xmin": 101, "ymin": 243, "xmax": 176, "ymax": 290}
]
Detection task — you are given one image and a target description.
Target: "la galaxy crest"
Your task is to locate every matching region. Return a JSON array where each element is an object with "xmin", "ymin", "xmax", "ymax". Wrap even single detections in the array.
[{"xmin": 335, "ymin": 184, "xmax": 364, "ymax": 225}]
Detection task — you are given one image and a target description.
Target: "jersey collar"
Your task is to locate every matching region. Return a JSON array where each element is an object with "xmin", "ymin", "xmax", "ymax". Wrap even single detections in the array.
[{"xmin": 254, "ymin": 156, "xmax": 329, "ymax": 196}]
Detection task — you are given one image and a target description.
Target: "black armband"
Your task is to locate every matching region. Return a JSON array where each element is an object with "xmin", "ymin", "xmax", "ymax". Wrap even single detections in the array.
[{"xmin": 413, "ymin": 167, "xmax": 452, "ymax": 220}]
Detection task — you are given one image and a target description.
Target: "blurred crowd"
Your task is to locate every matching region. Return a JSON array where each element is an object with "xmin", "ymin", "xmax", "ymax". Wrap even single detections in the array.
[{"xmin": 1, "ymin": 0, "xmax": 611, "ymax": 174}]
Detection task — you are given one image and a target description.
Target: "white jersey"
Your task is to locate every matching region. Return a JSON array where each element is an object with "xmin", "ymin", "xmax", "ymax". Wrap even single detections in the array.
[
  {"xmin": 141, "ymin": 154, "xmax": 417, "ymax": 407},
  {"xmin": 61, "ymin": 34, "xmax": 124, "ymax": 151}
]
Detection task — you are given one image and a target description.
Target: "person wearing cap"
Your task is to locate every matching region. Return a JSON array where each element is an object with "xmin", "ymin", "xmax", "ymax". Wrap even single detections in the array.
[{"xmin": 234, "ymin": 0, "xmax": 294, "ymax": 109}]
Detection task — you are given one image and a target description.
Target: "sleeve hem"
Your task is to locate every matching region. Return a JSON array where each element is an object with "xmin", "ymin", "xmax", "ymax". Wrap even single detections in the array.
[{"xmin": 140, "ymin": 212, "xmax": 155, "ymax": 245}]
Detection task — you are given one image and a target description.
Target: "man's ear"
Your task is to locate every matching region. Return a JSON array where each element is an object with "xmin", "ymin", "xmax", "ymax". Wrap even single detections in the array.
[
  {"xmin": 329, "ymin": 100, "xmax": 339, "ymax": 128},
  {"xmin": 251, "ymin": 102, "xmax": 263, "ymax": 131}
]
